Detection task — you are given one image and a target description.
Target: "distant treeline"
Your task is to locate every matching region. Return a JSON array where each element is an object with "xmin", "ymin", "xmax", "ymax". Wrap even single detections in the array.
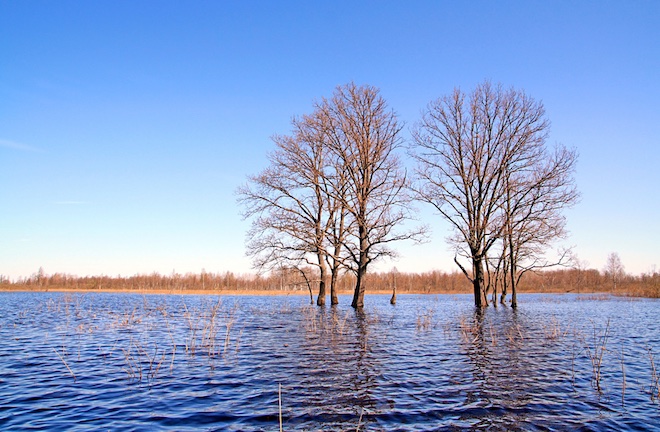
[{"xmin": 2, "ymin": 267, "xmax": 659, "ymax": 298}]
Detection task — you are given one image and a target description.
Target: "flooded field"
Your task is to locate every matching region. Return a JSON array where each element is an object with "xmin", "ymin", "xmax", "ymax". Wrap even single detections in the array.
[{"xmin": 0, "ymin": 292, "xmax": 658, "ymax": 431}]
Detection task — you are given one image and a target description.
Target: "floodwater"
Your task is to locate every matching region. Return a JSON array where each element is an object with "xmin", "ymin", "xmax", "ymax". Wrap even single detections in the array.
[{"xmin": 0, "ymin": 292, "xmax": 658, "ymax": 431}]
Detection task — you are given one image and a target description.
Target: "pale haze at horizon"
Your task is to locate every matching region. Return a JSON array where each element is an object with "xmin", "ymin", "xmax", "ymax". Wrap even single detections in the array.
[{"xmin": 1, "ymin": 1, "xmax": 658, "ymax": 279}]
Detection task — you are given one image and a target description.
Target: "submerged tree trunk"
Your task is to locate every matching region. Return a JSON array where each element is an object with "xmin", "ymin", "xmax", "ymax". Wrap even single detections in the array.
[
  {"xmin": 510, "ymin": 275, "xmax": 517, "ymax": 308},
  {"xmin": 329, "ymin": 267, "xmax": 339, "ymax": 305},
  {"xmin": 316, "ymin": 254, "xmax": 328, "ymax": 306},
  {"xmin": 486, "ymin": 257, "xmax": 497, "ymax": 307},
  {"xmin": 307, "ymin": 283, "xmax": 314, "ymax": 305},
  {"xmin": 316, "ymin": 278, "xmax": 326, "ymax": 306},
  {"xmin": 508, "ymin": 236, "xmax": 518, "ymax": 309},
  {"xmin": 472, "ymin": 256, "xmax": 486, "ymax": 308},
  {"xmin": 500, "ymin": 261, "xmax": 508, "ymax": 304},
  {"xmin": 483, "ymin": 283, "xmax": 489, "ymax": 307},
  {"xmin": 295, "ymin": 267, "xmax": 314, "ymax": 305},
  {"xmin": 351, "ymin": 269, "xmax": 364, "ymax": 309},
  {"xmin": 352, "ymin": 236, "xmax": 369, "ymax": 308},
  {"xmin": 352, "ymin": 265, "xmax": 367, "ymax": 309},
  {"xmin": 328, "ymin": 212, "xmax": 344, "ymax": 306}
]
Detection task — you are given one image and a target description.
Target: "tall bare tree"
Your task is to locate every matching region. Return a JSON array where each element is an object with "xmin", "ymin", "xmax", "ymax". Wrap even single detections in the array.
[
  {"xmin": 318, "ymin": 83, "xmax": 425, "ymax": 308},
  {"xmin": 237, "ymin": 112, "xmax": 337, "ymax": 306},
  {"xmin": 324, "ymin": 167, "xmax": 350, "ymax": 305},
  {"xmin": 412, "ymin": 81, "xmax": 577, "ymax": 307},
  {"xmin": 499, "ymin": 144, "xmax": 579, "ymax": 307}
]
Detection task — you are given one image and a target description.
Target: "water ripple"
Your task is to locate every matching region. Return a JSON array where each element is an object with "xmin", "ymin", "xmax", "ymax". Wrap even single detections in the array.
[{"xmin": 0, "ymin": 292, "xmax": 659, "ymax": 430}]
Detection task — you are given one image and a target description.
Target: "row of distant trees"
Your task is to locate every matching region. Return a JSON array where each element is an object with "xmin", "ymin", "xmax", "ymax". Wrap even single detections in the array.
[
  {"xmin": 237, "ymin": 81, "xmax": 579, "ymax": 308},
  {"xmin": 3, "ymin": 263, "xmax": 658, "ymax": 299},
  {"xmin": 2, "ymin": 269, "xmax": 248, "ymax": 291}
]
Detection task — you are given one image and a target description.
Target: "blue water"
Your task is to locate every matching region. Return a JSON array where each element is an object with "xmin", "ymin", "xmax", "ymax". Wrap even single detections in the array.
[{"xmin": 0, "ymin": 292, "xmax": 659, "ymax": 431}]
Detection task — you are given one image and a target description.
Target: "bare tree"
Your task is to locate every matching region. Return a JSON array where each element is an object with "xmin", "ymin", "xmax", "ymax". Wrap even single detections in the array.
[
  {"xmin": 604, "ymin": 252, "xmax": 625, "ymax": 291},
  {"xmin": 324, "ymin": 171, "xmax": 350, "ymax": 305},
  {"xmin": 499, "ymin": 144, "xmax": 579, "ymax": 307},
  {"xmin": 317, "ymin": 83, "xmax": 425, "ymax": 308},
  {"xmin": 412, "ymin": 81, "xmax": 577, "ymax": 307},
  {"xmin": 237, "ymin": 112, "xmax": 337, "ymax": 306},
  {"xmin": 571, "ymin": 254, "xmax": 591, "ymax": 294}
]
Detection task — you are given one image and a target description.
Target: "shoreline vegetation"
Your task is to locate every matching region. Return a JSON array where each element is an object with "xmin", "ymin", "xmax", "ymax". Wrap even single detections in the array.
[{"xmin": 2, "ymin": 268, "xmax": 658, "ymax": 299}]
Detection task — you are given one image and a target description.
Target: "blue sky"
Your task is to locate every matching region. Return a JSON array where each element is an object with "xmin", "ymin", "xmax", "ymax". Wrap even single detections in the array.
[{"xmin": 1, "ymin": 1, "xmax": 658, "ymax": 279}]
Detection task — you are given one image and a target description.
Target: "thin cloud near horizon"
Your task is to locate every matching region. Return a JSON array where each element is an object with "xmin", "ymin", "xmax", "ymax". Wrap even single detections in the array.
[
  {"xmin": 0, "ymin": 138, "xmax": 43, "ymax": 153},
  {"xmin": 53, "ymin": 201, "xmax": 89, "ymax": 205}
]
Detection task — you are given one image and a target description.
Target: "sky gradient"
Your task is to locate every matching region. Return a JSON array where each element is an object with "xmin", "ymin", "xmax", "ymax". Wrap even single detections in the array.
[{"xmin": 1, "ymin": 1, "xmax": 659, "ymax": 279}]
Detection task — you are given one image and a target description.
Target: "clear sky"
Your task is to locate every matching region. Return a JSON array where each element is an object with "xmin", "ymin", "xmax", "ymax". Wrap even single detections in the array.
[{"xmin": 1, "ymin": 1, "xmax": 658, "ymax": 279}]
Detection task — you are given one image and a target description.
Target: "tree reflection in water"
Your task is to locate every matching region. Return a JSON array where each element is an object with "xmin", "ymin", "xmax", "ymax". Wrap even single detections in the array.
[
  {"xmin": 283, "ymin": 306, "xmax": 381, "ymax": 430},
  {"xmin": 456, "ymin": 307, "xmax": 582, "ymax": 429}
]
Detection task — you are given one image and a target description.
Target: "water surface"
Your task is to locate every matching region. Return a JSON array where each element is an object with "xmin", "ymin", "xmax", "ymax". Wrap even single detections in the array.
[{"xmin": 0, "ymin": 292, "xmax": 658, "ymax": 430}]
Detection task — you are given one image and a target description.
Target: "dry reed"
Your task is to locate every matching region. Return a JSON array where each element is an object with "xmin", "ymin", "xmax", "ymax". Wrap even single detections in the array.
[
  {"xmin": 416, "ymin": 307, "xmax": 435, "ymax": 332},
  {"xmin": 278, "ymin": 383, "xmax": 283, "ymax": 432},
  {"xmin": 356, "ymin": 407, "xmax": 364, "ymax": 431},
  {"xmin": 620, "ymin": 344, "xmax": 626, "ymax": 406},
  {"xmin": 648, "ymin": 347, "xmax": 659, "ymax": 401},
  {"xmin": 53, "ymin": 347, "xmax": 76, "ymax": 382},
  {"xmin": 582, "ymin": 319, "xmax": 611, "ymax": 393}
]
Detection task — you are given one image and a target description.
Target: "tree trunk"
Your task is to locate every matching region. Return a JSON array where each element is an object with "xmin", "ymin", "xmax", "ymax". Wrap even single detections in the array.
[
  {"xmin": 472, "ymin": 256, "xmax": 485, "ymax": 308},
  {"xmin": 482, "ymin": 283, "xmax": 490, "ymax": 307},
  {"xmin": 485, "ymin": 257, "xmax": 497, "ymax": 307},
  {"xmin": 330, "ymin": 267, "xmax": 339, "ymax": 305},
  {"xmin": 491, "ymin": 277, "xmax": 498, "ymax": 307},
  {"xmin": 352, "ymin": 264, "xmax": 367, "ymax": 308},
  {"xmin": 352, "ymin": 224, "xmax": 369, "ymax": 309},
  {"xmin": 510, "ymin": 279, "xmax": 517, "ymax": 308},
  {"xmin": 316, "ymin": 255, "xmax": 327, "ymax": 306},
  {"xmin": 329, "ymin": 239, "xmax": 343, "ymax": 306},
  {"xmin": 316, "ymin": 278, "xmax": 326, "ymax": 306},
  {"xmin": 352, "ymin": 237, "xmax": 369, "ymax": 309},
  {"xmin": 306, "ymin": 281, "xmax": 314, "ymax": 305},
  {"xmin": 500, "ymin": 264, "xmax": 508, "ymax": 304},
  {"xmin": 509, "ymin": 263, "xmax": 518, "ymax": 308},
  {"xmin": 508, "ymin": 237, "xmax": 517, "ymax": 309}
]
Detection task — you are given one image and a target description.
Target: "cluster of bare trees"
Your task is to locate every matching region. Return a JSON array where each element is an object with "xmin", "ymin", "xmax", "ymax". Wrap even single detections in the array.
[
  {"xmin": 239, "ymin": 81, "xmax": 579, "ymax": 308},
  {"xmin": 411, "ymin": 82, "xmax": 579, "ymax": 307},
  {"xmin": 238, "ymin": 83, "xmax": 424, "ymax": 308}
]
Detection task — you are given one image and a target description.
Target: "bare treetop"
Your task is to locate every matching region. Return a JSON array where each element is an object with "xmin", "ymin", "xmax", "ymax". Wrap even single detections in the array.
[
  {"xmin": 317, "ymin": 83, "xmax": 425, "ymax": 308},
  {"xmin": 239, "ymin": 82, "xmax": 425, "ymax": 308},
  {"xmin": 412, "ymin": 81, "xmax": 578, "ymax": 307}
]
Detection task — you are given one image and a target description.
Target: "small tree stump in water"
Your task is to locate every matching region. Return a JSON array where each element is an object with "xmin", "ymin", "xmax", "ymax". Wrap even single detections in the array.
[{"xmin": 390, "ymin": 267, "xmax": 398, "ymax": 305}]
